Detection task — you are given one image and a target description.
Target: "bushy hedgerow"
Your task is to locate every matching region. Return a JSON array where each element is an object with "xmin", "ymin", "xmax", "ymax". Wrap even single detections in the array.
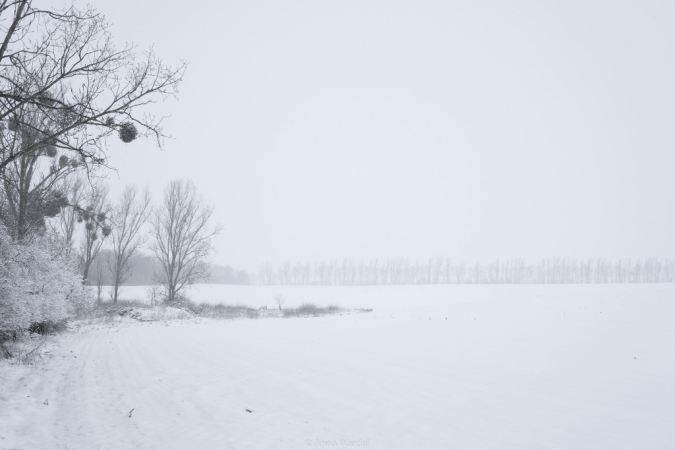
[{"xmin": 0, "ymin": 226, "xmax": 92, "ymax": 334}]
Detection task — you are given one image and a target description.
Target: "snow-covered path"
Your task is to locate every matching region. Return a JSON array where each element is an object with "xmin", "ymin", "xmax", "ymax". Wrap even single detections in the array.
[{"xmin": 1, "ymin": 284, "xmax": 674, "ymax": 449}]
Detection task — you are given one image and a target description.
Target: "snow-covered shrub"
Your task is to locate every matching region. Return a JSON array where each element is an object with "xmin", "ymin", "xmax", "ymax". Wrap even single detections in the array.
[{"xmin": 0, "ymin": 226, "xmax": 92, "ymax": 334}]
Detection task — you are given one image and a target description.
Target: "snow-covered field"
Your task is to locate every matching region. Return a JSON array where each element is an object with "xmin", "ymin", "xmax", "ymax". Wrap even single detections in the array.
[{"xmin": 1, "ymin": 284, "xmax": 674, "ymax": 449}]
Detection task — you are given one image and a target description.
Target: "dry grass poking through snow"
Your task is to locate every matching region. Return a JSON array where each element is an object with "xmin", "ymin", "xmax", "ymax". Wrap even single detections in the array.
[
  {"xmin": 283, "ymin": 303, "xmax": 340, "ymax": 317},
  {"xmin": 78, "ymin": 299, "xmax": 151, "ymax": 319},
  {"xmin": 0, "ymin": 336, "xmax": 47, "ymax": 365},
  {"xmin": 1, "ymin": 319, "xmax": 69, "ymax": 366},
  {"xmin": 77, "ymin": 298, "xmax": 363, "ymax": 323},
  {"xmin": 185, "ymin": 300, "xmax": 359, "ymax": 319},
  {"xmin": 184, "ymin": 302, "xmax": 265, "ymax": 319}
]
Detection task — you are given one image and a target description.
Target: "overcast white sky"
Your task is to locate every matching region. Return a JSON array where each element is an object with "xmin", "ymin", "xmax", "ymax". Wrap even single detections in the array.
[{"xmin": 94, "ymin": 1, "xmax": 675, "ymax": 271}]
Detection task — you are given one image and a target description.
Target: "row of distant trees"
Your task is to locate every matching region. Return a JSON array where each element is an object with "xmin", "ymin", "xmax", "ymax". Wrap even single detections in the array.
[
  {"xmin": 255, "ymin": 257, "xmax": 675, "ymax": 285},
  {"xmin": 87, "ymin": 250, "xmax": 249, "ymax": 287}
]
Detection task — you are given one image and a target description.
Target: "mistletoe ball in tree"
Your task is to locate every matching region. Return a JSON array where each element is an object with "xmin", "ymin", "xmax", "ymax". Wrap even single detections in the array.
[{"xmin": 118, "ymin": 122, "xmax": 138, "ymax": 143}]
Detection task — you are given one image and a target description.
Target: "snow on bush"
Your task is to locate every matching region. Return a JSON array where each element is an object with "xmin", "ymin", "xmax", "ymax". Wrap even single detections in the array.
[{"xmin": 0, "ymin": 225, "xmax": 92, "ymax": 333}]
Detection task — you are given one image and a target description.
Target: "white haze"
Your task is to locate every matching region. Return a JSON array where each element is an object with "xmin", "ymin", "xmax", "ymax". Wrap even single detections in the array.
[{"xmin": 95, "ymin": 0, "xmax": 674, "ymax": 270}]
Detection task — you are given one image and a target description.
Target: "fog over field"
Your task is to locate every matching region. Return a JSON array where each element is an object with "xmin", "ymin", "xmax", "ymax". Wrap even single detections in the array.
[{"xmin": 1, "ymin": 1, "xmax": 674, "ymax": 449}]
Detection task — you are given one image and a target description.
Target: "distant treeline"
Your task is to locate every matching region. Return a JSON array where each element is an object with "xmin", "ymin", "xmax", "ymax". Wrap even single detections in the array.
[
  {"xmin": 254, "ymin": 257, "xmax": 675, "ymax": 285},
  {"xmin": 87, "ymin": 250, "xmax": 250, "ymax": 286},
  {"xmin": 87, "ymin": 254, "xmax": 675, "ymax": 286}
]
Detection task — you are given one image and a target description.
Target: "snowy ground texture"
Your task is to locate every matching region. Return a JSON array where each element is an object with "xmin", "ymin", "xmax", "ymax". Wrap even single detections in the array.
[{"xmin": 1, "ymin": 284, "xmax": 674, "ymax": 450}]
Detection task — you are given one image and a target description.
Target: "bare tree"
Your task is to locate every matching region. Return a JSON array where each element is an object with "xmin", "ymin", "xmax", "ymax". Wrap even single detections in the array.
[
  {"xmin": 0, "ymin": 118, "xmax": 79, "ymax": 241},
  {"xmin": 78, "ymin": 182, "xmax": 111, "ymax": 284},
  {"xmin": 274, "ymin": 294, "xmax": 285, "ymax": 310},
  {"xmin": 108, "ymin": 185, "xmax": 151, "ymax": 303},
  {"xmin": 53, "ymin": 175, "xmax": 84, "ymax": 254},
  {"xmin": 94, "ymin": 256, "xmax": 106, "ymax": 303},
  {"xmin": 0, "ymin": 2, "xmax": 186, "ymax": 175},
  {"xmin": 151, "ymin": 179, "xmax": 221, "ymax": 303},
  {"xmin": 259, "ymin": 262, "xmax": 275, "ymax": 285}
]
